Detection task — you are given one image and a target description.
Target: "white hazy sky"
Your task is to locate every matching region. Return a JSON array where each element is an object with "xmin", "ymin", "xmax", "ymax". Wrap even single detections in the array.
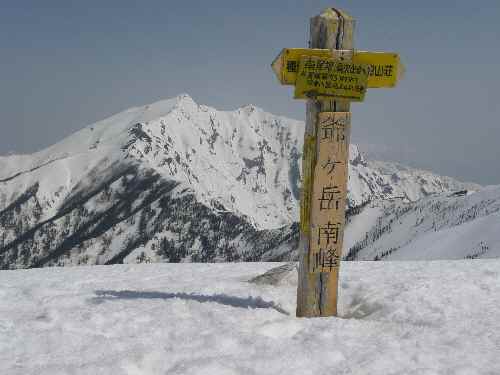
[{"xmin": 0, "ymin": 0, "xmax": 499, "ymax": 185}]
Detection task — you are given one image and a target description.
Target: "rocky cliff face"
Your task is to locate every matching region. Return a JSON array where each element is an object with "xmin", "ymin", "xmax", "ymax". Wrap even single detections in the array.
[{"xmin": 0, "ymin": 95, "xmax": 476, "ymax": 269}]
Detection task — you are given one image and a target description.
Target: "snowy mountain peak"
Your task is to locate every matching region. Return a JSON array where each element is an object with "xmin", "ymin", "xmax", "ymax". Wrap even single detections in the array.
[
  {"xmin": 172, "ymin": 93, "xmax": 199, "ymax": 110},
  {"xmin": 349, "ymin": 145, "xmax": 367, "ymax": 166},
  {"xmin": 0, "ymin": 94, "xmax": 479, "ymax": 268}
]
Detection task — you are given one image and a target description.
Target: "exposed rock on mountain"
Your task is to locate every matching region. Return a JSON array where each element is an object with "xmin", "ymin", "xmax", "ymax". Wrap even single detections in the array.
[{"xmin": 0, "ymin": 95, "xmax": 477, "ymax": 269}]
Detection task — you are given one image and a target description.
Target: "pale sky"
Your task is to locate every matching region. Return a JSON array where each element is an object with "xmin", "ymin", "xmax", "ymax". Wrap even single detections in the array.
[{"xmin": 1, "ymin": 0, "xmax": 499, "ymax": 184}]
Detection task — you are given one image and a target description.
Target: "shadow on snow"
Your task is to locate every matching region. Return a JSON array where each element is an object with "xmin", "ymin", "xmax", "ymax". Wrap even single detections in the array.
[{"xmin": 91, "ymin": 290, "xmax": 289, "ymax": 315}]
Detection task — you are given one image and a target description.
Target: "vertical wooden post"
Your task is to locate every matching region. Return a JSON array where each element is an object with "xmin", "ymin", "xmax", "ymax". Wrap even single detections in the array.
[{"xmin": 296, "ymin": 8, "xmax": 354, "ymax": 317}]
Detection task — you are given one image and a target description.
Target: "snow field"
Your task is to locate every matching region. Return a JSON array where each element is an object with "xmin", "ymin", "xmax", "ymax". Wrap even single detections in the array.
[
  {"xmin": 347, "ymin": 186, "xmax": 500, "ymax": 261},
  {"xmin": 0, "ymin": 261, "xmax": 499, "ymax": 374}
]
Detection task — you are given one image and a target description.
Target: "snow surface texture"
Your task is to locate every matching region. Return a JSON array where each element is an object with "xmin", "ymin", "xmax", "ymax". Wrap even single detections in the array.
[
  {"xmin": 1, "ymin": 261, "xmax": 499, "ymax": 374},
  {"xmin": 0, "ymin": 94, "xmax": 477, "ymax": 268}
]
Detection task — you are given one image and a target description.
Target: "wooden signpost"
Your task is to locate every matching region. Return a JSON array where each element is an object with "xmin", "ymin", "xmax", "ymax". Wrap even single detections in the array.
[{"xmin": 271, "ymin": 7, "xmax": 404, "ymax": 317}]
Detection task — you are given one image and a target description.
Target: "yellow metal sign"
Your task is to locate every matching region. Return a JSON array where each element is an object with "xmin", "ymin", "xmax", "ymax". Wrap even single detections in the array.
[
  {"xmin": 352, "ymin": 51, "xmax": 402, "ymax": 88},
  {"xmin": 271, "ymin": 48, "xmax": 403, "ymax": 89},
  {"xmin": 294, "ymin": 56, "xmax": 368, "ymax": 101},
  {"xmin": 272, "ymin": 48, "xmax": 332, "ymax": 85}
]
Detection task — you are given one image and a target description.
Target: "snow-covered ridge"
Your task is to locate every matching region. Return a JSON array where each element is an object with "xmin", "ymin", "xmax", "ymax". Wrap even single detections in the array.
[
  {"xmin": 342, "ymin": 185, "xmax": 500, "ymax": 261},
  {"xmin": 0, "ymin": 94, "xmax": 305, "ymax": 229},
  {"xmin": 0, "ymin": 94, "xmax": 478, "ymax": 268},
  {"xmin": 0, "ymin": 94, "xmax": 476, "ymax": 226}
]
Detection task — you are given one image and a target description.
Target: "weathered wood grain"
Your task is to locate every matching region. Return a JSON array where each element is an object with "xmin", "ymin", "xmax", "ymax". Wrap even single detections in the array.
[{"xmin": 296, "ymin": 7, "xmax": 354, "ymax": 317}]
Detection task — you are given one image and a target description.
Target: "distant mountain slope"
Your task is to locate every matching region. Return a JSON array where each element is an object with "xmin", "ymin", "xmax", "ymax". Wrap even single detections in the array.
[
  {"xmin": 342, "ymin": 185, "xmax": 500, "ymax": 261},
  {"xmin": 0, "ymin": 95, "xmax": 477, "ymax": 268}
]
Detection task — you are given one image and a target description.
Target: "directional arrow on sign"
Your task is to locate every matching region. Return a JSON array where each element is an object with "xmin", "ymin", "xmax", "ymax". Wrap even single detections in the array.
[{"xmin": 271, "ymin": 48, "xmax": 405, "ymax": 91}]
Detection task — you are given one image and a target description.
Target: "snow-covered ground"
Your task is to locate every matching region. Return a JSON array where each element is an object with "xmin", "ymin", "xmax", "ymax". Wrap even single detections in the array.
[{"xmin": 1, "ymin": 261, "xmax": 498, "ymax": 374}]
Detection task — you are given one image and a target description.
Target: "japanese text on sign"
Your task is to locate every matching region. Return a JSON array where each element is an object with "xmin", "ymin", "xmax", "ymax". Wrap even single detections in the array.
[
  {"xmin": 309, "ymin": 112, "xmax": 350, "ymax": 273},
  {"xmin": 272, "ymin": 48, "xmax": 402, "ymax": 90},
  {"xmin": 294, "ymin": 57, "xmax": 369, "ymax": 101}
]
